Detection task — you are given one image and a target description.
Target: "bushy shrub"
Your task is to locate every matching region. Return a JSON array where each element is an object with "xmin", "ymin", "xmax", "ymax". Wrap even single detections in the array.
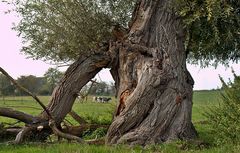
[{"xmin": 206, "ymin": 70, "xmax": 240, "ymax": 145}]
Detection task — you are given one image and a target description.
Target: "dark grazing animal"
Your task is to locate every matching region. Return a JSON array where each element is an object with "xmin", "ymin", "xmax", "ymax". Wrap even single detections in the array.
[{"xmin": 93, "ymin": 97, "xmax": 112, "ymax": 103}]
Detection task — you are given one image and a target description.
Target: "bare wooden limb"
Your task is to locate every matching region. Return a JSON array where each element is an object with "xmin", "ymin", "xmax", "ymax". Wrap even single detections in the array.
[
  {"xmin": 14, "ymin": 127, "xmax": 35, "ymax": 144},
  {"xmin": 0, "ymin": 67, "xmax": 52, "ymax": 119},
  {"xmin": 0, "ymin": 67, "xmax": 76, "ymax": 143},
  {"xmin": 49, "ymin": 120, "xmax": 85, "ymax": 143},
  {"xmin": 6, "ymin": 128, "xmax": 22, "ymax": 134},
  {"xmin": 90, "ymin": 79, "xmax": 100, "ymax": 84},
  {"xmin": 41, "ymin": 53, "xmax": 111, "ymax": 124},
  {"xmin": 68, "ymin": 111, "xmax": 87, "ymax": 124},
  {"xmin": 82, "ymin": 80, "xmax": 95, "ymax": 102},
  {"xmin": 0, "ymin": 107, "xmax": 37, "ymax": 124},
  {"xmin": 86, "ymin": 138, "xmax": 105, "ymax": 145}
]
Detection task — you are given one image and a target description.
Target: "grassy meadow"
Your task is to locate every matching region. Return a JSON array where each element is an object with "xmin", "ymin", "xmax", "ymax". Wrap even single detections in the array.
[{"xmin": 0, "ymin": 90, "xmax": 239, "ymax": 153}]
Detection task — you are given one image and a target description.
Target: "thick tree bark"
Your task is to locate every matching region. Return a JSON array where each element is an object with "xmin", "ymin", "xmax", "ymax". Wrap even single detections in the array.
[
  {"xmin": 106, "ymin": 0, "xmax": 197, "ymax": 145},
  {"xmin": 0, "ymin": 50, "xmax": 111, "ymax": 143},
  {"xmin": 40, "ymin": 52, "xmax": 111, "ymax": 124},
  {"xmin": 0, "ymin": 0, "xmax": 197, "ymax": 145}
]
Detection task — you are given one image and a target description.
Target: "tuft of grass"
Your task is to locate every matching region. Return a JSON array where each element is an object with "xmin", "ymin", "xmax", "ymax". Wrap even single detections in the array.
[
  {"xmin": 1, "ymin": 91, "xmax": 239, "ymax": 153},
  {"xmin": 1, "ymin": 142, "xmax": 240, "ymax": 153}
]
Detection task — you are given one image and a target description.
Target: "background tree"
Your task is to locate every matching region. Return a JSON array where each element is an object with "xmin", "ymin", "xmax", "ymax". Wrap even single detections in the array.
[
  {"xmin": 9, "ymin": 0, "xmax": 239, "ymax": 66},
  {"xmin": 43, "ymin": 68, "xmax": 63, "ymax": 93},
  {"xmin": 175, "ymin": 0, "xmax": 240, "ymax": 66},
  {"xmin": 11, "ymin": 0, "xmax": 136, "ymax": 63},
  {"xmin": 1, "ymin": 0, "xmax": 239, "ymax": 145},
  {"xmin": 16, "ymin": 75, "xmax": 44, "ymax": 95},
  {"xmin": 88, "ymin": 81, "xmax": 112, "ymax": 96},
  {"xmin": 108, "ymin": 82, "xmax": 116, "ymax": 96},
  {"xmin": 0, "ymin": 74, "xmax": 15, "ymax": 99}
]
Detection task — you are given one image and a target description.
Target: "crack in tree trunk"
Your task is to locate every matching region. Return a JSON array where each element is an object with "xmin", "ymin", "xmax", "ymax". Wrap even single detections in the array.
[
  {"xmin": 106, "ymin": 0, "xmax": 197, "ymax": 145},
  {"xmin": 1, "ymin": 0, "xmax": 198, "ymax": 146}
]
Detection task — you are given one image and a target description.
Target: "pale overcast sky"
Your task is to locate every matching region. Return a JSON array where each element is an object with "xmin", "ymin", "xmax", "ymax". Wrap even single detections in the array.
[{"xmin": 0, "ymin": 2, "xmax": 239, "ymax": 90}]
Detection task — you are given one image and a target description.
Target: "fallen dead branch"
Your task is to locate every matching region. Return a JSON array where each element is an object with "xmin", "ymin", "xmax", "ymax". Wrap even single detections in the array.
[
  {"xmin": 0, "ymin": 107, "xmax": 37, "ymax": 124},
  {"xmin": 14, "ymin": 126, "xmax": 35, "ymax": 144},
  {"xmin": 49, "ymin": 120, "xmax": 84, "ymax": 143},
  {"xmin": 0, "ymin": 67, "xmax": 86, "ymax": 144},
  {"xmin": 6, "ymin": 128, "xmax": 22, "ymax": 135},
  {"xmin": 0, "ymin": 67, "xmax": 51, "ymax": 118}
]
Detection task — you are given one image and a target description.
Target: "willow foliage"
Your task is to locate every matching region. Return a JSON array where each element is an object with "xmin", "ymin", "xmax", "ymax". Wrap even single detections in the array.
[
  {"xmin": 175, "ymin": 0, "xmax": 240, "ymax": 66},
  {"xmin": 10, "ymin": 0, "xmax": 135, "ymax": 62},
  {"xmin": 7, "ymin": 0, "xmax": 240, "ymax": 66}
]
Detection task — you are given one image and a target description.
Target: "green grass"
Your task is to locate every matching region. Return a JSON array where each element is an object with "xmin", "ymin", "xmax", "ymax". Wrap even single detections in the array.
[
  {"xmin": 0, "ymin": 141, "xmax": 240, "ymax": 153},
  {"xmin": 192, "ymin": 90, "xmax": 221, "ymax": 122},
  {"xmin": 0, "ymin": 143, "xmax": 147, "ymax": 153},
  {"xmin": 71, "ymin": 100, "xmax": 115, "ymax": 125},
  {"xmin": 0, "ymin": 96, "xmax": 115, "ymax": 125},
  {"xmin": 0, "ymin": 90, "xmax": 239, "ymax": 153}
]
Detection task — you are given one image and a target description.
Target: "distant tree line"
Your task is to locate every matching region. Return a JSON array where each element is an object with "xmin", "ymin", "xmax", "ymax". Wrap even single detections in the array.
[
  {"xmin": 81, "ymin": 81, "xmax": 116, "ymax": 97},
  {"xmin": 0, "ymin": 68, "xmax": 115, "ymax": 97}
]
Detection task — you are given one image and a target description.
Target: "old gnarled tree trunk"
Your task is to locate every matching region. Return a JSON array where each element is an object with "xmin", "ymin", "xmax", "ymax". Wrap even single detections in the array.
[
  {"xmin": 40, "ymin": 52, "xmax": 111, "ymax": 124},
  {"xmin": 0, "ymin": 0, "xmax": 197, "ymax": 145},
  {"xmin": 41, "ymin": 0, "xmax": 197, "ymax": 145},
  {"xmin": 106, "ymin": 0, "xmax": 197, "ymax": 145}
]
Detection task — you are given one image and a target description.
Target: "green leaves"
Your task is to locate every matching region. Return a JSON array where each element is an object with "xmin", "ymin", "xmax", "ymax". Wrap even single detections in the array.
[
  {"xmin": 8, "ymin": 0, "xmax": 240, "ymax": 66},
  {"xmin": 10, "ymin": 0, "xmax": 135, "ymax": 62},
  {"xmin": 0, "ymin": 74, "xmax": 15, "ymax": 96},
  {"xmin": 206, "ymin": 70, "xmax": 240, "ymax": 144},
  {"xmin": 44, "ymin": 68, "xmax": 63, "ymax": 92},
  {"xmin": 175, "ymin": 0, "xmax": 240, "ymax": 66}
]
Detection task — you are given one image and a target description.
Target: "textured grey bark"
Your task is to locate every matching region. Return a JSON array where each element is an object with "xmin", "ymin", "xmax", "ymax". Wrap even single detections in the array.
[
  {"xmin": 0, "ymin": 0, "xmax": 197, "ymax": 145},
  {"xmin": 106, "ymin": 0, "xmax": 197, "ymax": 145},
  {"xmin": 40, "ymin": 53, "xmax": 111, "ymax": 124}
]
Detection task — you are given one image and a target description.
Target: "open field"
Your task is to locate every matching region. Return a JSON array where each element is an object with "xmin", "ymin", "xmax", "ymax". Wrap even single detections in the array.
[
  {"xmin": 0, "ymin": 96, "xmax": 115, "ymax": 125},
  {"xmin": 0, "ymin": 90, "xmax": 239, "ymax": 153}
]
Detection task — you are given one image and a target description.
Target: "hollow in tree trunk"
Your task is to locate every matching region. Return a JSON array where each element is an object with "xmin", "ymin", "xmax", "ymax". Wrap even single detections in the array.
[{"xmin": 106, "ymin": 0, "xmax": 197, "ymax": 145}]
